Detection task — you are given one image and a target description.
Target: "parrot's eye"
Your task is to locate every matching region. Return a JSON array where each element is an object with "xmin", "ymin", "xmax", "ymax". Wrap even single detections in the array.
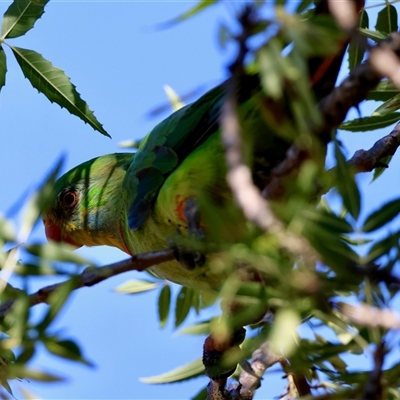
[{"xmin": 60, "ymin": 189, "xmax": 79, "ymax": 209}]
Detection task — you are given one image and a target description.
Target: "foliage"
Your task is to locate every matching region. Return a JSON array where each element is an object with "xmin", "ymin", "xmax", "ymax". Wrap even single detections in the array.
[{"xmin": 0, "ymin": 0, "xmax": 400, "ymax": 399}]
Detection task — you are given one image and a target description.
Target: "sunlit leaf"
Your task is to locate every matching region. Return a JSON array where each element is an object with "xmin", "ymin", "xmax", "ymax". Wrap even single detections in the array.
[
  {"xmin": 363, "ymin": 198, "xmax": 400, "ymax": 233},
  {"xmin": 1, "ymin": 0, "xmax": 49, "ymax": 39},
  {"xmin": 158, "ymin": 283, "xmax": 171, "ymax": 328},
  {"xmin": 269, "ymin": 308, "xmax": 300, "ymax": 357},
  {"xmin": 177, "ymin": 320, "xmax": 211, "ymax": 336},
  {"xmin": 373, "ymin": 93, "xmax": 400, "ymax": 116},
  {"xmin": 368, "ymin": 80, "xmax": 400, "ymax": 102},
  {"xmin": 0, "ymin": 215, "xmax": 14, "ymax": 243},
  {"xmin": 115, "ymin": 279, "xmax": 159, "ymax": 294},
  {"xmin": 140, "ymin": 357, "xmax": 204, "ymax": 384},
  {"xmin": 9, "ymin": 46, "xmax": 109, "ymax": 136},
  {"xmin": 339, "ymin": 113, "xmax": 400, "ymax": 132},
  {"xmin": 375, "ymin": 4, "xmax": 398, "ymax": 34},
  {"xmin": 25, "ymin": 242, "xmax": 92, "ymax": 265},
  {"xmin": 163, "ymin": 85, "xmax": 184, "ymax": 111},
  {"xmin": 8, "ymin": 366, "xmax": 64, "ymax": 382},
  {"xmin": 359, "ymin": 27, "xmax": 387, "ymax": 41}
]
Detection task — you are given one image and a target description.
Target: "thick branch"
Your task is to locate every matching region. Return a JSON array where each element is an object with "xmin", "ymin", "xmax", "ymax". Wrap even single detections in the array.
[
  {"xmin": 0, "ymin": 249, "xmax": 175, "ymax": 319},
  {"xmin": 348, "ymin": 120, "xmax": 400, "ymax": 172}
]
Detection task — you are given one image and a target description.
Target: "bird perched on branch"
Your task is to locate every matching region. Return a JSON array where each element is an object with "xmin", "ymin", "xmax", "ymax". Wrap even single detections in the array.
[{"xmin": 43, "ymin": 0, "xmax": 365, "ymax": 385}]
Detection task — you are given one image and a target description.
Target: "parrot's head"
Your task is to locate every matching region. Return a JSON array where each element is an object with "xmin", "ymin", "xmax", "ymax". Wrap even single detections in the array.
[{"xmin": 43, "ymin": 153, "xmax": 132, "ymax": 251}]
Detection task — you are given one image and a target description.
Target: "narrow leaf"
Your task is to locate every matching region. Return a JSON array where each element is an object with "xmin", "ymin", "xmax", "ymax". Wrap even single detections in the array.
[
  {"xmin": 25, "ymin": 242, "xmax": 92, "ymax": 265},
  {"xmin": 375, "ymin": 4, "xmax": 398, "ymax": 34},
  {"xmin": 140, "ymin": 357, "xmax": 204, "ymax": 384},
  {"xmin": 36, "ymin": 278, "xmax": 76, "ymax": 332},
  {"xmin": 359, "ymin": 28, "xmax": 387, "ymax": 41},
  {"xmin": 302, "ymin": 209, "xmax": 353, "ymax": 234},
  {"xmin": 340, "ymin": 113, "xmax": 400, "ymax": 132},
  {"xmin": 363, "ymin": 198, "xmax": 400, "ymax": 232},
  {"xmin": 175, "ymin": 286, "xmax": 193, "ymax": 328},
  {"xmin": 348, "ymin": 10, "xmax": 368, "ymax": 70},
  {"xmin": 1, "ymin": 0, "xmax": 49, "ymax": 39},
  {"xmin": 334, "ymin": 141, "xmax": 361, "ymax": 220},
  {"xmin": 163, "ymin": 85, "xmax": 184, "ymax": 111},
  {"xmin": 373, "ymin": 93, "xmax": 400, "ymax": 116},
  {"xmin": 177, "ymin": 320, "xmax": 211, "ymax": 336},
  {"xmin": 364, "ymin": 231, "xmax": 400, "ymax": 263},
  {"xmin": 157, "ymin": 0, "xmax": 217, "ymax": 28},
  {"xmin": 372, "ymin": 155, "xmax": 392, "ymax": 181},
  {"xmin": 9, "ymin": 46, "xmax": 109, "ymax": 136},
  {"xmin": 158, "ymin": 283, "xmax": 171, "ymax": 328},
  {"xmin": 368, "ymin": 80, "xmax": 400, "ymax": 102},
  {"xmin": 0, "ymin": 46, "xmax": 6, "ymax": 93},
  {"xmin": 115, "ymin": 279, "xmax": 159, "ymax": 294}
]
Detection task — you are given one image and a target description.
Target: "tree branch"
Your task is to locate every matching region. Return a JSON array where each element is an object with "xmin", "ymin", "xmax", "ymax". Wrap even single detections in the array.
[
  {"xmin": 263, "ymin": 32, "xmax": 400, "ymax": 200},
  {"xmin": 348, "ymin": 120, "xmax": 400, "ymax": 172},
  {"xmin": 0, "ymin": 249, "xmax": 175, "ymax": 319}
]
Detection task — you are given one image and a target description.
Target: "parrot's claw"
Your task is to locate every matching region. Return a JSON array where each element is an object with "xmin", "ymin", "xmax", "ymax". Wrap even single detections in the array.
[{"xmin": 169, "ymin": 198, "xmax": 207, "ymax": 270}]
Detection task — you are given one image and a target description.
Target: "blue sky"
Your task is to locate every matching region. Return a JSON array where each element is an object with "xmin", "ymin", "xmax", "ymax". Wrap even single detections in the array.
[{"xmin": 1, "ymin": 1, "xmax": 400, "ymax": 399}]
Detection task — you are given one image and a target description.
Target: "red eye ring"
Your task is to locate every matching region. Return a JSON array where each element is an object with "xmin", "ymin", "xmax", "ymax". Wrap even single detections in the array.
[{"xmin": 60, "ymin": 189, "xmax": 79, "ymax": 209}]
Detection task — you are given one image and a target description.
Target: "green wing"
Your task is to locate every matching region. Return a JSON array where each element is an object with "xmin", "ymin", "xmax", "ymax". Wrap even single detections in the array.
[{"xmin": 122, "ymin": 75, "xmax": 262, "ymax": 230}]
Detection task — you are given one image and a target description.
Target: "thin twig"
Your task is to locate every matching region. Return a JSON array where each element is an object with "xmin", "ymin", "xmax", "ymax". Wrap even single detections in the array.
[{"xmin": 0, "ymin": 249, "xmax": 175, "ymax": 319}]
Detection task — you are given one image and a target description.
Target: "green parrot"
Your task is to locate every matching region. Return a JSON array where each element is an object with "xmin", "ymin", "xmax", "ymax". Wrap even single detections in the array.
[
  {"xmin": 42, "ymin": 1, "xmax": 361, "ymax": 290},
  {"xmin": 43, "ymin": 75, "xmax": 291, "ymax": 289}
]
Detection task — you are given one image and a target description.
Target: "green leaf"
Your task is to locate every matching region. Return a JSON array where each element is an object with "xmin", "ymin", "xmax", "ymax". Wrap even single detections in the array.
[
  {"xmin": 36, "ymin": 278, "xmax": 76, "ymax": 332},
  {"xmin": 9, "ymin": 46, "xmax": 109, "ymax": 137},
  {"xmin": 140, "ymin": 357, "xmax": 204, "ymax": 384},
  {"xmin": 163, "ymin": 85, "xmax": 184, "ymax": 111},
  {"xmin": 364, "ymin": 231, "xmax": 400, "ymax": 263},
  {"xmin": 44, "ymin": 338, "xmax": 92, "ymax": 365},
  {"xmin": 0, "ymin": 215, "xmax": 14, "ymax": 243},
  {"xmin": 372, "ymin": 155, "xmax": 392, "ymax": 182},
  {"xmin": 158, "ymin": 283, "xmax": 171, "ymax": 328},
  {"xmin": 373, "ymin": 93, "xmax": 400, "ymax": 116},
  {"xmin": 334, "ymin": 141, "xmax": 361, "ymax": 220},
  {"xmin": 1, "ymin": 0, "xmax": 49, "ymax": 39},
  {"xmin": 359, "ymin": 27, "xmax": 387, "ymax": 41},
  {"xmin": 367, "ymin": 80, "xmax": 400, "ymax": 102},
  {"xmin": 269, "ymin": 308, "xmax": 300, "ymax": 357},
  {"xmin": 177, "ymin": 320, "xmax": 211, "ymax": 336},
  {"xmin": 175, "ymin": 286, "xmax": 193, "ymax": 328},
  {"xmin": 115, "ymin": 279, "xmax": 159, "ymax": 294},
  {"xmin": 363, "ymin": 198, "xmax": 400, "ymax": 232},
  {"xmin": 375, "ymin": 4, "xmax": 398, "ymax": 34},
  {"xmin": 25, "ymin": 242, "xmax": 92, "ymax": 265},
  {"xmin": 158, "ymin": 0, "xmax": 217, "ymax": 27},
  {"xmin": 340, "ymin": 113, "xmax": 400, "ymax": 132},
  {"xmin": 8, "ymin": 366, "xmax": 64, "ymax": 382},
  {"xmin": 301, "ymin": 209, "xmax": 353, "ymax": 234},
  {"xmin": 348, "ymin": 10, "xmax": 368, "ymax": 70},
  {"xmin": 191, "ymin": 386, "xmax": 208, "ymax": 400},
  {"xmin": 0, "ymin": 46, "xmax": 6, "ymax": 93}
]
